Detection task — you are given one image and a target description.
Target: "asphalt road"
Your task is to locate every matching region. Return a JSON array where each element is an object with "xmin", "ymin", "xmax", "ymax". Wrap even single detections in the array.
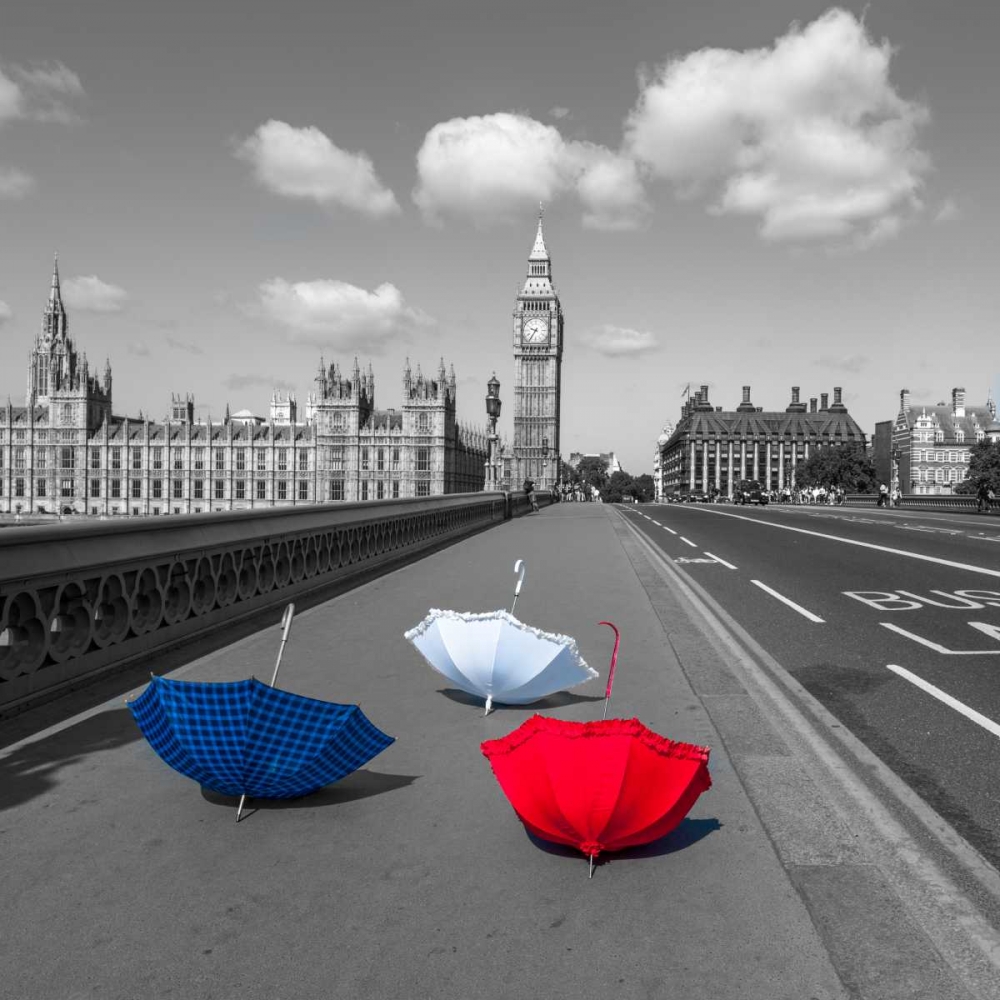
[{"xmin": 619, "ymin": 501, "xmax": 1000, "ymax": 871}]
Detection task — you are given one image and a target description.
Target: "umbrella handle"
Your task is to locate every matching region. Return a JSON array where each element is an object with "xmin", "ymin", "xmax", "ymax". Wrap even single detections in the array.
[
  {"xmin": 598, "ymin": 621, "xmax": 620, "ymax": 720},
  {"xmin": 269, "ymin": 603, "xmax": 295, "ymax": 688},
  {"xmin": 510, "ymin": 559, "xmax": 526, "ymax": 615}
]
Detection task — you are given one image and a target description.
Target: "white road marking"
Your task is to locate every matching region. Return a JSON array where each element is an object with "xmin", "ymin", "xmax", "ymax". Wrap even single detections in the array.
[
  {"xmin": 879, "ymin": 622, "xmax": 1000, "ymax": 655},
  {"xmin": 680, "ymin": 536, "xmax": 698, "ymax": 548},
  {"xmin": 751, "ymin": 580, "xmax": 825, "ymax": 622},
  {"xmin": 705, "ymin": 551, "xmax": 737, "ymax": 569},
  {"xmin": 684, "ymin": 507, "xmax": 1000, "ymax": 579},
  {"xmin": 886, "ymin": 664, "xmax": 1000, "ymax": 738},
  {"xmin": 662, "ymin": 525, "xmax": 677, "ymax": 535},
  {"xmin": 674, "ymin": 557, "xmax": 719, "ymax": 564}
]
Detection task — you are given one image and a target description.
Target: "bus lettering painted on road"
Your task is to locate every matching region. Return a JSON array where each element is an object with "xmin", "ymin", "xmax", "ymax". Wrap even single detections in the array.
[{"xmin": 844, "ymin": 590, "xmax": 1000, "ymax": 612}]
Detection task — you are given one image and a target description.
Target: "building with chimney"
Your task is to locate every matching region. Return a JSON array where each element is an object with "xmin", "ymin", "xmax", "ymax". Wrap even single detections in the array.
[
  {"xmin": 0, "ymin": 258, "xmax": 487, "ymax": 515},
  {"xmin": 657, "ymin": 384, "xmax": 866, "ymax": 498},
  {"xmin": 889, "ymin": 387, "xmax": 999, "ymax": 495}
]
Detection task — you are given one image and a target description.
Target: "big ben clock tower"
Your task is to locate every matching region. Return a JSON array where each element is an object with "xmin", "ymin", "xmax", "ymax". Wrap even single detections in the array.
[{"xmin": 512, "ymin": 209, "xmax": 563, "ymax": 490}]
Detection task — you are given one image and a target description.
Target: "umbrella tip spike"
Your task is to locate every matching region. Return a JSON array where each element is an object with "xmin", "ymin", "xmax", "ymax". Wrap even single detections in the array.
[
  {"xmin": 484, "ymin": 695, "xmax": 493, "ymax": 716},
  {"xmin": 589, "ymin": 854, "xmax": 595, "ymax": 879}
]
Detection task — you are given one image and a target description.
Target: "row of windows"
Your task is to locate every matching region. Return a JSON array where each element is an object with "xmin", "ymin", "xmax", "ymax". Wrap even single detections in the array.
[
  {"xmin": 1, "ymin": 477, "xmax": 433, "ymax": 502},
  {"xmin": 911, "ymin": 450, "xmax": 970, "ymax": 463}
]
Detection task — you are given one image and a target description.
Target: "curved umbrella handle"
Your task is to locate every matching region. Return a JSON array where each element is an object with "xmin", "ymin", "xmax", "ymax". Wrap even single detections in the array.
[
  {"xmin": 510, "ymin": 559, "xmax": 526, "ymax": 615},
  {"xmin": 269, "ymin": 603, "xmax": 296, "ymax": 687},
  {"xmin": 598, "ymin": 621, "xmax": 620, "ymax": 720}
]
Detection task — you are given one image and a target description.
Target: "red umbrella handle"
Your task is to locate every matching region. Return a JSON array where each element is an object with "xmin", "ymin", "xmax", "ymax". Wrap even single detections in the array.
[{"xmin": 598, "ymin": 621, "xmax": 620, "ymax": 719}]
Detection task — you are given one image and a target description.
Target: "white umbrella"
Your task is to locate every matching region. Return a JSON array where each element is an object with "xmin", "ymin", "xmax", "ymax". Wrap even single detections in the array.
[{"xmin": 405, "ymin": 609, "xmax": 597, "ymax": 715}]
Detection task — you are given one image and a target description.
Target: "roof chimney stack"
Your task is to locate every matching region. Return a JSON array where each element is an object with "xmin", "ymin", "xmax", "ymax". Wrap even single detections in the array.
[
  {"xmin": 952, "ymin": 387, "xmax": 966, "ymax": 418},
  {"xmin": 900, "ymin": 388, "xmax": 911, "ymax": 413},
  {"xmin": 820, "ymin": 393, "xmax": 829, "ymax": 410},
  {"xmin": 810, "ymin": 397, "xmax": 817, "ymax": 413}
]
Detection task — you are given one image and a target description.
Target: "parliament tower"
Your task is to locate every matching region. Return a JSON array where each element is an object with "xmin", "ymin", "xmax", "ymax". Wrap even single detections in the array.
[{"xmin": 512, "ymin": 210, "xmax": 563, "ymax": 490}]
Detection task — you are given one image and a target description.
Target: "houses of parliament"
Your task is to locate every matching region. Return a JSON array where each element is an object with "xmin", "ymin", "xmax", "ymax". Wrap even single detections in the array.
[
  {"xmin": 0, "ymin": 257, "xmax": 491, "ymax": 516},
  {"xmin": 1, "ymin": 216, "xmax": 567, "ymax": 516}
]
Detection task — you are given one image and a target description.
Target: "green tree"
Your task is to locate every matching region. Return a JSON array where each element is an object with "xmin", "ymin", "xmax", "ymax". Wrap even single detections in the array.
[
  {"xmin": 794, "ymin": 444, "xmax": 877, "ymax": 492},
  {"xmin": 559, "ymin": 459, "xmax": 580, "ymax": 487}
]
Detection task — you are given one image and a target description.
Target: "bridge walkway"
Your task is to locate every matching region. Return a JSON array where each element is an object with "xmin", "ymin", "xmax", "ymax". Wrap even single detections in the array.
[{"xmin": 3, "ymin": 502, "xmax": 996, "ymax": 999}]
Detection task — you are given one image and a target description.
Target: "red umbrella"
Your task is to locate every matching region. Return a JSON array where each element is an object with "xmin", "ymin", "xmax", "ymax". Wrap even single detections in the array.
[{"xmin": 480, "ymin": 622, "xmax": 712, "ymax": 876}]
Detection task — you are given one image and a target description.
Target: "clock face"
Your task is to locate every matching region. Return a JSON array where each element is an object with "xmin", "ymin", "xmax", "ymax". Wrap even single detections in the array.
[{"xmin": 523, "ymin": 317, "xmax": 548, "ymax": 343}]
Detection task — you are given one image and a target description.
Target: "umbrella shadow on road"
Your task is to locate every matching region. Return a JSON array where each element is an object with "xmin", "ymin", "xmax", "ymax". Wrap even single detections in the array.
[
  {"xmin": 437, "ymin": 688, "xmax": 606, "ymax": 710},
  {"xmin": 526, "ymin": 816, "xmax": 722, "ymax": 867},
  {"xmin": 0, "ymin": 708, "xmax": 142, "ymax": 813},
  {"xmin": 199, "ymin": 768, "xmax": 418, "ymax": 817}
]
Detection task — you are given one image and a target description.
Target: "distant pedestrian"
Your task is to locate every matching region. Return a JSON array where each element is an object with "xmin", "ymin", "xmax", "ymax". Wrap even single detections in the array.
[
  {"xmin": 877, "ymin": 482, "xmax": 889, "ymax": 508},
  {"xmin": 891, "ymin": 487, "xmax": 901, "ymax": 508},
  {"xmin": 977, "ymin": 482, "xmax": 994, "ymax": 513},
  {"xmin": 523, "ymin": 477, "xmax": 539, "ymax": 513}
]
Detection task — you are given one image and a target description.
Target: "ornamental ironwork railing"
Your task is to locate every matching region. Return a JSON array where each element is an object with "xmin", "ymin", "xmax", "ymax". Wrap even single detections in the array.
[{"xmin": 0, "ymin": 491, "xmax": 536, "ymax": 714}]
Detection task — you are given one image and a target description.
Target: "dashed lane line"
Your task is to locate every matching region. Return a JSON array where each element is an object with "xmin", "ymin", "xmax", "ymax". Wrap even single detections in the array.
[
  {"xmin": 886, "ymin": 664, "xmax": 1000, "ymax": 738},
  {"xmin": 680, "ymin": 536, "xmax": 698, "ymax": 548},
  {"xmin": 705, "ymin": 551, "xmax": 737, "ymax": 569},
  {"xmin": 751, "ymin": 580, "xmax": 825, "ymax": 623}
]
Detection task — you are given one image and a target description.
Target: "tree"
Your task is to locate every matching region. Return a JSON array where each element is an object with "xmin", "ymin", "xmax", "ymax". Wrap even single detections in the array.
[
  {"xmin": 962, "ymin": 440, "xmax": 1000, "ymax": 494},
  {"xmin": 632, "ymin": 474, "xmax": 655, "ymax": 502},
  {"xmin": 559, "ymin": 460, "xmax": 579, "ymax": 487},
  {"xmin": 601, "ymin": 470, "xmax": 634, "ymax": 503},
  {"xmin": 575, "ymin": 456, "xmax": 609, "ymax": 492},
  {"xmin": 793, "ymin": 444, "xmax": 877, "ymax": 492}
]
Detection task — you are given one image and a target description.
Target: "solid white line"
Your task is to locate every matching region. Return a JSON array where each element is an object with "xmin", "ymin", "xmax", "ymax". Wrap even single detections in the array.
[
  {"xmin": 751, "ymin": 580, "xmax": 825, "ymax": 622},
  {"xmin": 680, "ymin": 536, "xmax": 698, "ymax": 548},
  {"xmin": 682, "ymin": 507, "xmax": 1000, "ymax": 579},
  {"xmin": 705, "ymin": 551, "xmax": 737, "ymax": 570},
  {"xmin": 886, "ymin": 664, "xmax": 1000, "ymax": 738},
  {"xmin": 879, "ymin": 622, "xmax": 1000, "ymax": 656}
]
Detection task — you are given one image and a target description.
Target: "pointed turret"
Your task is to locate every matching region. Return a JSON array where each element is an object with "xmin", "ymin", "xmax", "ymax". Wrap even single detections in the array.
[
  {"xmin": 42, "ymin": 251, "xmax": 68, "ymax": 342},
  {"xmin": 529, "ymin": 204, "xmax": 549, "ymax": 261}
]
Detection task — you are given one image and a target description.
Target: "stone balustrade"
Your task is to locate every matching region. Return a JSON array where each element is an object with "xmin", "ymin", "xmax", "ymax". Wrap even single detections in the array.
[
  {"xmin": 0, "ymin": 490, "xmax": 550, "ymax": 714},
  {"xmin": 844, "ymin": 493, "xmax": 997, "ymax": 513}
]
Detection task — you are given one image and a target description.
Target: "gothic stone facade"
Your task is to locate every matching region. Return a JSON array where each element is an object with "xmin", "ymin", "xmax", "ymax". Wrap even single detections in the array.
[
  {"xmin": 658, "ymin": 384, "xmax": 867, "ymax": 497},
  {"xmin": 512, "ymin": 213, "xmax": 563, "ymax": 491},
  {"xmin": 0, "ymin": 259, "xmax": 487, "ymax": 516}
]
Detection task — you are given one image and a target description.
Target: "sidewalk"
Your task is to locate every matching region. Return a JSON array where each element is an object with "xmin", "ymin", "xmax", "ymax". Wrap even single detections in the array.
[{"xmin": 2, "ymin": 503, "xmax": 996, "ymax": 999}]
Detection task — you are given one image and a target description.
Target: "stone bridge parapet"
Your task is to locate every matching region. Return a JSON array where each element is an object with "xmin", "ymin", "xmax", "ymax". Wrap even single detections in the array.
[{"xmin": 0, "ymin": 491, "xmax": 550, "ymax": 714}]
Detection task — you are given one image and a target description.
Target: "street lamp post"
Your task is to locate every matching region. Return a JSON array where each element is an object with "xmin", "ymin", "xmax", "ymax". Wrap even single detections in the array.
[
  {"xmin": 485, "ymin": 374, "xmax": 501, "ymax": 491},
  {"xmin": 542, "ymin": 436, "xmax": 549, "ymax": 490}
]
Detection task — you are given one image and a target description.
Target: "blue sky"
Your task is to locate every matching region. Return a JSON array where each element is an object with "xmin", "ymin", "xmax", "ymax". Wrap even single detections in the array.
[{"xmin": 2, "ymin": 0, "xmax": 998, "ymax": 473}]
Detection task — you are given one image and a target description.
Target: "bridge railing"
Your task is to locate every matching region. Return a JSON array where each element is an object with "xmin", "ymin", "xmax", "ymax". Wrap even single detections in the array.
[
  {"xmin": 843, "ymin": 493, "xmax": 998, "ymax": 513},
  {"xmin": 0, "ymin": 490, "xmax": 551, "ymax": 714}
]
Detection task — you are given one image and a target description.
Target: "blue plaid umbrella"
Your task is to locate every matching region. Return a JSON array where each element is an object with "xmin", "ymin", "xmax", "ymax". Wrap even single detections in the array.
[{"xmin": 129, "ymin": 675, "xmax": 394, "ymax": 809}]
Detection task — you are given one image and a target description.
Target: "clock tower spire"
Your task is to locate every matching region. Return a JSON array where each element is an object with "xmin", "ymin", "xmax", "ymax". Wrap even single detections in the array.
[{"xmin": 511, "ymin": 207, "xmax": 563, "ymax": 491}]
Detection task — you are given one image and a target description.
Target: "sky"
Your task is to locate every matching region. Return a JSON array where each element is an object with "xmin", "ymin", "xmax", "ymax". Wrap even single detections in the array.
[{"xmin": 1, "ymin": 0, "xmax": 999, "ymax": 474}]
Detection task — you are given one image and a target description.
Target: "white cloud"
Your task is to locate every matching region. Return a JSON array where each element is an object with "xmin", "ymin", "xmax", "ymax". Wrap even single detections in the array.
[
  {"xmin": 0, "ymin": 67, "xmax": 22, "ymax": 122},
  {"xmin": 0, "ymin": 165, "xmax": 34, "ymax": 198},
  {"xmin": 413, "ymin": 112, "xmax": 649, "ymax": 230},
  {"xmin": 549, "ymin": 106, "xmax": 570, "ymax": 120},
  {"xmin": 584, "ymin": 324, "xmax": 660, "ymax": 357},
  {"xmin": 166, "ymin": 337, "xmax": 203, "ymax": 355},
  {"xmin": 62, "ymin": 275, "xmax": 128, "ymax": 312},
  {"xmin": 0, "ymin": 60, "xmax": 85, "ymax": 124},
  {"xmin": 934, "ymin": 197, "xmax": 960, "ymax": 223},
  {"xmin": 235, "ymin": 120, "xmax": 399, "ymax": 218},
  {"xmin": 0, "ymin": 299, "xmax": 12, "ymax": 325},
  {"xmin": 256, "ymin": 278, "xmax": 432, "ymax": 351},
  {"xmin": 624, "ymin": 8, "xmax": 929, "ymax": 245}
]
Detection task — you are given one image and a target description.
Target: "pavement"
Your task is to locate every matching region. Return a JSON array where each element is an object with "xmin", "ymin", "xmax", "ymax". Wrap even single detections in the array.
[{"xmin": 3, "ymin": 502, "xmax": 1000, "ymax": 999}]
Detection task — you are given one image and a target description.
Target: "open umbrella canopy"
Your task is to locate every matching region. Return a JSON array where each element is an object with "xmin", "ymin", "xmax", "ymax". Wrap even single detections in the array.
[
  {"xmin": 404, "ymin": 609, "xmax": 598, "ymax": 710},
  {"xmin": 129, "ymin": 676, "xmax": 394, "ymax": 799},
  {"xmin": 481, "ymin": 714, "xmax": 711, "ymax": 861}
]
